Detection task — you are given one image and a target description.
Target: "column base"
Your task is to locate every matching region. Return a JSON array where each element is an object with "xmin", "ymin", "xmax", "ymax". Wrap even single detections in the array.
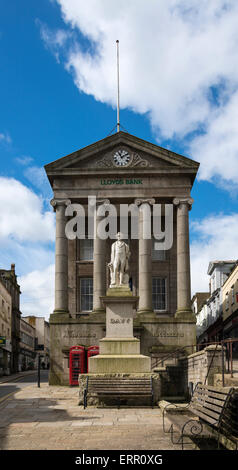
[
  {"xmin": 91, "ymin": 308, "xmax": 106, "ymax": 314},
  {"xmin": 137, "ymin": 309, "xmax": 154, "ymax": 315},
  {"xmin": 53, "ymin": 309, "xmax": 69, "ymax": 314},
  {"xmin": 175, "ymin": 309, "xmax": 196, "ymax": 321}
]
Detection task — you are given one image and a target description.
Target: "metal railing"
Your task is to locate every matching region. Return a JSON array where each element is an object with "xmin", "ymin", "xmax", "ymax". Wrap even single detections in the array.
[{"xmin": 152, "ymin": 338, "xmax": 238, "ymax": 387}]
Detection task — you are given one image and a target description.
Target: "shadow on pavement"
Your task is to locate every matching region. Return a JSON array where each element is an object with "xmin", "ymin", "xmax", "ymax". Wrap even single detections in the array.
[{"xmin": 0, "ymin": 374, "xmax": 104, "ymax": 450}]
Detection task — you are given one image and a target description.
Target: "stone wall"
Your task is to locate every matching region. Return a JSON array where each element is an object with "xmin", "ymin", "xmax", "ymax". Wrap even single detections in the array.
[
  {"xmin": 179, "ymin": 345, "xmax": 223, "ymax": 394},
  {"xmin": 49, "ymin": 314, "xmax": 105, "ymax": 385}
]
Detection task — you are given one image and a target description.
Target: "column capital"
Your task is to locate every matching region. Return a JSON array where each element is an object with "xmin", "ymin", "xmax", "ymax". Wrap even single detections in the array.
[
  {"xmin": 50, "ymin": 198, "xmax": 71, "ymax": 212},
  {"xmin": 173, "ymin": 197, "xmax": 194, "ymax": 209},
  {"xmin": 134, "ymin": 198, "xmax": 155, "ymax": 206},
  {"xmin": 95, "ymin": 198, "xmax": 110, "ymax": 207},
  {"xmin": 88, "ymin": 198, "xmax": 110, "ymax": 210}
]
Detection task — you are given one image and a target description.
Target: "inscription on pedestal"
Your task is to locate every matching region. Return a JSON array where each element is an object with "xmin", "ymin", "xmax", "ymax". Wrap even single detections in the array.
[{"xmin": 106, "ymin": 304, "xmax": 135, "ymax": 338}]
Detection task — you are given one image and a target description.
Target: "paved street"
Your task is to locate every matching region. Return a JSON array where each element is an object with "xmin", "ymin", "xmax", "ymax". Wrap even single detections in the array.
[
  {"xmin": 0, "ymin": 377, "xmax": 195, "ymax": 450},
  {"xmin": 0, "ymin": 370, "xmax": 49, "ymax": 402}
]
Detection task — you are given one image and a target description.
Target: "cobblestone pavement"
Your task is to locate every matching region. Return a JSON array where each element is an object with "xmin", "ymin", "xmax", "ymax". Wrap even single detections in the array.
[{"xmin": 0, "ymin": 383, "xmax": 195, "ymax": 450}]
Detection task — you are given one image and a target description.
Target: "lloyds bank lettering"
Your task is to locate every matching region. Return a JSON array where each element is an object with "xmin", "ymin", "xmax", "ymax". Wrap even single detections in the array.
[{"xmin": 100, "ymin": 178, "xmax": 143, "ymax": 185}]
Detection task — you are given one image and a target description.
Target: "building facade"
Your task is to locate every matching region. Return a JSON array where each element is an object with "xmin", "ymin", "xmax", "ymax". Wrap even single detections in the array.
[
  {"xmin": 195, "ymin": 261, "xmax": 236, "ymax": 344},
  {"xmin": 24, "ymin": 316, "xmax": 50, "ymax": 367},
  {"xmin": 222, "ymin": 262, "xmax": 238, "ymax": 345},
  {"xmin": 0, "ymin": 264, "xmax": 21, "ymax": 373},
  {"xmin": 0, "ymin": 279, "xmax": 12, "ymax": 376},
  {"xmin": 45, "ymin": 131, "xmax": 199, "ymax": 385},
  {"xmin": 19, "ymin": 318, "xmax": 36, "ymax": 371}
]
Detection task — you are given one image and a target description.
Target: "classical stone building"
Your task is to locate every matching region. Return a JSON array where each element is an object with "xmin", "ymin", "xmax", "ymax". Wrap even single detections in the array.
[{"xmin": 45, "ymin": 131, "xmax": 199, "ymax": 385}]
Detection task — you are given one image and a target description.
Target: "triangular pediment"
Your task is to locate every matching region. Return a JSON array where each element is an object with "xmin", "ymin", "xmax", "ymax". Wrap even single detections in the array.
[{"xmin": 45, "ymin": 131, "xmax": 199, "ymax": 175}]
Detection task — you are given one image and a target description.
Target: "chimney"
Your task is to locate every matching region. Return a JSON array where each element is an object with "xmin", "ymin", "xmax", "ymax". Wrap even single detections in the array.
[{"xmin": 11, "ymin": 263, "xmax": 15, "ymax": 273}]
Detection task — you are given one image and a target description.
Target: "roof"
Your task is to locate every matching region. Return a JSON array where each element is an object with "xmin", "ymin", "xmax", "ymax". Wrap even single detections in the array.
[
  {"xmin": 207, "ymin": 260, "xmax": 236, "ymax": 275},
  {"xmin": 44, "ymin": 130, "xmax": 200, "ymax": 186}
]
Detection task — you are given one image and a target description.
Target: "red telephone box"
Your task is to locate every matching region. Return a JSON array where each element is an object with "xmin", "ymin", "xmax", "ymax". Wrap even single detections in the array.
[
  {"xmin": 87, "ymin": 346, "xmax": 99, "ymax": 372},
  {"xmin": 69, "ymin": 346, "xmax": 85, "ymax": 385}
]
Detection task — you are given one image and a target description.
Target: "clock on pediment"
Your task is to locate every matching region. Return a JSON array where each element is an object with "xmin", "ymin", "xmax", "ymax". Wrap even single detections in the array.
[{"xmin": 113, "ymin": 148, "xmax": 132, "ymax": 167}]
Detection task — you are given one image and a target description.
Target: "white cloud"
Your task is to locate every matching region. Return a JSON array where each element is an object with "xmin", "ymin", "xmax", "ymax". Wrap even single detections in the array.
[
  {"xmin": 24, "ymin": 165, "xmax": 53, "ymax": 198},
  {"xmin": 19, "ymin": 264, "xmax": 54, "ymax": 320},
  {"xmin": 190, "ymin": 212, "xmax": 238, "ymax": 293},
  {"xmin": 15, "ymin": 156, "xmax": 34, "ymax": 166},
  {"xmin": 189, "ymin": 90, "xmax": 238, "ymax": 183},
  {"xmin": 0, "ymin": 132, "xmax": 11, "ymax": 144},
  {"xmin": 0, "ymin": 177, "xmax": 55, "ymax": 319},
  {"xmin": 37, "ymin": 19, "xmax": 72, "ymax": 63},
  {"xmin": 39, "ymin": 0, "xmax": 238, "ymax": 186},
  {"xmin": 0, "ymin": 177, "xmax": 54, "ymax": 242}
]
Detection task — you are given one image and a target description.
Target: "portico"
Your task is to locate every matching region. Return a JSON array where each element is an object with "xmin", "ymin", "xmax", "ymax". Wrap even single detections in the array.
[{"xmin": 45, "ymin": 131, "xmax": 199, "ymax": 385}]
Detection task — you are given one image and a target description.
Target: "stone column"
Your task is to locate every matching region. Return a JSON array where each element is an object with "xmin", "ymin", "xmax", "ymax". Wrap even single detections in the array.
[
  {"xmin": 173, "ymin": 197, "xmax": 195, "ymax": 319},
  {"xmin": 93, "ymin": 199, "xmax": 110, "ymax": 313},
  {"xmin": 51, "ymin": 198, "xmax": 71, "ymax": 314},
  {"xmin": 135, "ymin": 198, "xmax": 155, "ymax": 314}
]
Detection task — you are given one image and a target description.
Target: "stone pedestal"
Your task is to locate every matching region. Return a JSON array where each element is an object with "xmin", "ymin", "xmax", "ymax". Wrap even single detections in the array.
[{"xmin": 88, "ymin": 288, "xmax": 151, "ymax": 374}]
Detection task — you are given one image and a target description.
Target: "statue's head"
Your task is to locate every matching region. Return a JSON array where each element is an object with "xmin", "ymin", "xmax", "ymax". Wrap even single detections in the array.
[{"xmin": 116, "ymin": 232, "xmax": 123, "ymax": 240}]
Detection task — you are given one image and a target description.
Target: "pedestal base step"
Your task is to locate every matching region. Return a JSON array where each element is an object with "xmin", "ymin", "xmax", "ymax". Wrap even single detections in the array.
[{"xmin": 89, "ymin": 354, "xmax": 151, "ymax": 374}]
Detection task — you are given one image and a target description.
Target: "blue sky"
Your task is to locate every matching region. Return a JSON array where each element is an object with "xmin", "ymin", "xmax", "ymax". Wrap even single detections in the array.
[{"xmin": 0, "ymin": 0, "xmax": 238, "ymax": 318}]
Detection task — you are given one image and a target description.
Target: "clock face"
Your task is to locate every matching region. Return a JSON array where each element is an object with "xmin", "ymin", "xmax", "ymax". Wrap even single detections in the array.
[{"xmin": 113, "ymin": 149, "xmax": 131, "ymax": 166}]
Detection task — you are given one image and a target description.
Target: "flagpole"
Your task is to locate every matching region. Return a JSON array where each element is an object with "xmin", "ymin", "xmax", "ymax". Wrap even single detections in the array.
[{"xmin": 116, "ymin": 40, "xmax": 120, "ymax": 132}]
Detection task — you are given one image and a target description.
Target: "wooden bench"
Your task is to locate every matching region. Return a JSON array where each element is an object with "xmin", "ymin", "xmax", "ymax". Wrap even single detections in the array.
[
  {"xmin": 161, "ymin": 383, "xmax": 237, "ymax": 450},
  {"xmin": 83, "ymin": 376, "xmax": 153, "ymax": 408}
]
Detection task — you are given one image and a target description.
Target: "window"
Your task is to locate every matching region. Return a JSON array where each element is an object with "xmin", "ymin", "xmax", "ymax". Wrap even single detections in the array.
[
  {"xmin": 152, "ymin": 239, "xmax": 166, "ymax": 261},
  {"xmin": 231, "ymin": 285, "xmax": 235, "ymax": 304},
  {"xmin": 79, "ymin": 239, "xmax": 93, "ymax": 261},
  {"xmin": 80, "ymin": 278, "xmax": 93, "ymax": 311},
  {"xmin": 225, "ymin": 292, "xmax": 229, "ymax": 310},
  {"xmin": 152, "ymin": 277, "xmax": 166, "ymax": 311}
]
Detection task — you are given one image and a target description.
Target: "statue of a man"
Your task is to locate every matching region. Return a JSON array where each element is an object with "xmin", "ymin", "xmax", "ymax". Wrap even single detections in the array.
[{"xmin": 108, "ymin": 232, "xmax": 130, "ymax": 287}]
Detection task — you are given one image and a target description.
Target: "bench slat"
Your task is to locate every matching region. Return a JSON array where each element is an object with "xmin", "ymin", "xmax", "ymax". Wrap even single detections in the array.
[
  {"xmin": 97, "ymin": 391, "xmax": 150, "ymax": 397},
  {"xmin": 88, "ymin": 384, "xmax": 151, "ymax": 387},
  {"xmin": 89, "ymin": 389, "xmax": 151, "ymax": 392},
  {"xmin": 201, "ymin": 401, "xmax": 225, "ymax": 414},
  {"xmin": 89, "ymin": 382, "xmax": 150, "ymax": 385},
  {"xmin": 200, "ymin": 396, "xmax": 227, "ymax": 409},
  {"xmin": 191, "ymin": 403, "xmax": 221, "ymax": 420},
  {"xmin": 193, "ymin": 390, "xmax": 228, "ymax": 403},
  {"xmin": 89, "ymin": 386, "xmax": 151, "ymax": 392},
  {"xmin": 196, "ymin": 384, "xmax": 232, "ymax": 395},
  {"xmin": 190, "ymin": 406, "xmax": 219, "ymax": 426}
]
